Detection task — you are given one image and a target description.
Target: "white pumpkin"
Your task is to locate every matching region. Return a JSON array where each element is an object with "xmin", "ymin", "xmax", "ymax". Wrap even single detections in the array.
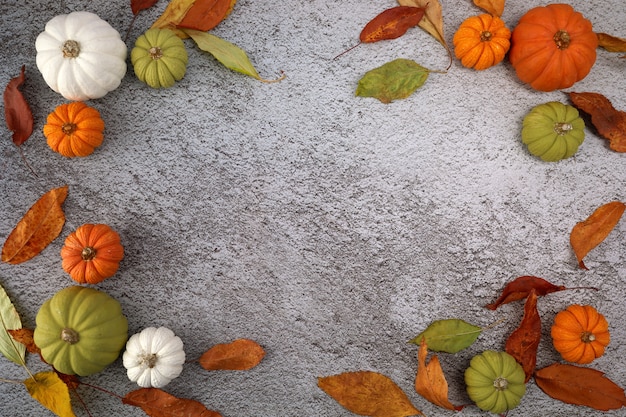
[
  {"xmin": 35, "ymin": 11, "xmax": 127, "ymax": 101},
  {"xmin": 122, "ymin": 327, "xmax": 185, "ymax": 388}
]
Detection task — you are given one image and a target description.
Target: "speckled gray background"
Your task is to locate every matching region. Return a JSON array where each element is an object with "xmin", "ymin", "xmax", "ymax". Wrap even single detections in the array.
[{"xmin": 1, "ymin": 0, "xmax": 625, "ymax": 416}]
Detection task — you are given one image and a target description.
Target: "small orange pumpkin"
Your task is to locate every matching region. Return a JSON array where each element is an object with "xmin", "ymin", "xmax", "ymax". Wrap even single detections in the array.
[
  {"xmin": 61, "ymin": 224, "xmax": 124, "ymax": 284},
  {"xmin": 43, "ymin": 102, "xmax": 105, "ymax": 157},
  {"xmin": 551, "ymin": 304, "xmax": 610, "ymax": 364},
  {"xmin": 453, "ymin": 14, "xmax": 511, "ymax": 70},
  {"xmin": 509, "ymin": 4, "xmax": 598, "ymax": 91}
]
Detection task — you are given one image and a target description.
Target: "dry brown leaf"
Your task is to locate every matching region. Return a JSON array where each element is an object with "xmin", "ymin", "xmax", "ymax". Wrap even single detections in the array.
[
  {"xmin": 8, "ymin": 328, "xmax": 39, "ymax": 354},
  {"xmin": 473, "ymin": 0, "xmax": 505, "ymax": 17},
  {"xmin": 570, "ymin": 201, "xmax": 625, "ymax": 269},
  {"xmin": 199, "ymin": 338, "xmax": 265, "ymax": 370},
  {"xmin": 535, "ymin": 363, "xmax": 626, "ymax": 411},
  {"xmin": 505, "ymin": 290, "xmax": 540, "ymax": 382},
  {"xmin": 415, "ymin": 339, "xmax": 461, "ymax": 410},
  {"xmin": 123, "ymin": 388, "xmax": 222, "ymax": 417},
  {"xmin": 397, "ymin": 0, "xmax": 450, "ymax": 65},
  {"xmin": 569, "ymin": 92, "xmax": 626, "ymax": 152},
  {"xmin": 318, "ymin": 371, "xmax": 423, "ymax": 417},
  {"xmin": 3, "ymin": 65, "xmax": 33, "ymax": 147},
  {"xmin": 597, "ymin": 33, "xmax": 626, "ymax": 52},
  {"xmin": 1, "ymin": 185, "xmax": 68, "ymax": 264}
]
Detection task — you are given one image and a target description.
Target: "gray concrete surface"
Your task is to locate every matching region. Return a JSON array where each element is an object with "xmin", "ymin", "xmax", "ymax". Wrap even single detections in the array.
[{"xmin": 1, "ymin": 0, "xmax": 625, "ymax": 416}]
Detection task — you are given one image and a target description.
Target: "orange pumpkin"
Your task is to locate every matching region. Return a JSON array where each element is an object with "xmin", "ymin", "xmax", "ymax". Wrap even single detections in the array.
[
  {"xmin": 61, "ymin": 224, "xmax": 124, "ymax": 284},
  {"xmin": 509, "ymin": 4, "xmax": 598, "ymax": 92},
  {"xmin": 551, "ymin": 304, "xmax": 610, "ymax": 364},
  {"xmin": 43, "ymin": 102, "xmax": 105, "ymax": 157},
  {"xmin": 453, "ymin": 14, "xmax": 511, "ymax": 70}
]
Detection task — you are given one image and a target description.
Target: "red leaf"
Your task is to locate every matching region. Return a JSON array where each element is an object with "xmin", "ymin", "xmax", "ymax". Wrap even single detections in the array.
[
  {"xmin": 360, "ymin": 6, "xmax": 425, "ymax": 43},
  {"xmin": 485, "ymin": 276, "xmax": 566, "ymax": 310},
  {"xmin": 123, "ymin": 388, "xmax": 222, "ymax": 417},
  {"xmin": 569, "ymin": 92, "xmax": 626, "ymax": 153},
  {"xmin": 3, "ymin": 65, "xmax": 33, "ymax": 146},
  {"xmin": 505, "ymin": 290, "xmax": 540, "ymax": 382},
  {"xmin": 131, "ymin": 0, "xmax": 159, "ymax": 15},
  {"xmin": 535, "ymin": 363, "xmax": 626, "ymax": 411}
]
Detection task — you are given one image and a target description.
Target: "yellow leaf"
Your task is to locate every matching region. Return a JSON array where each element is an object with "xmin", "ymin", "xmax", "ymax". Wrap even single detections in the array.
[
  {"xmin": 415, "ymin": 339, "xmax": 460, "ymax": 410},
  {"xmin": 24, "ymin": 371, "xmax": 76, "ymax": 417}
]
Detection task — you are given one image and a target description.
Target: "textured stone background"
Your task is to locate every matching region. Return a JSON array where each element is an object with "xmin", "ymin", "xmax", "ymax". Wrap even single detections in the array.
[{"xmin": 1, "ymin": 0, "xmax": 625, "ymax": 416}]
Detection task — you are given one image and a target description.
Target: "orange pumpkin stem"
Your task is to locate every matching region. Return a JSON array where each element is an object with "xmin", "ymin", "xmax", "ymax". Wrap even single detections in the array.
[
  {"xmin": 62, "ymin": 40, "xmax": 80, "ymax": 58},
  {"xmin": 61, "ymin": 122, "xmax": 77, "ymax": 135},
  {"xmin": 61, "ymin": 328, "xmax": 80, "ymax": 344},
  {"xmin": 581, "ymin": 331, "xmax": 596, "ymax": 343},
  {"xmin": 553, "ymin": 30, "xmax": 571, "ymax": 49},
  {"xmin": 480, "ymin": 31, "xmax": 493, "ymax": 42},
  {"xmin": 81, "ymin": 246, "xmax": 97, "ymax": 261},
  {"xmin": 149, "ymin": 46, "xmax": 163, "ymax": 60}
]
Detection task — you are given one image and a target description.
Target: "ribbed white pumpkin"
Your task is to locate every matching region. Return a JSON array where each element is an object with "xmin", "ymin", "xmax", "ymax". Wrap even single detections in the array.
[
  {"xmin": 122, "ymin": 327, "xmax": 185, "ymax": 388},
  {"xmin": 35, "ymin": 11, "xmax": 127, "ymax": 101}
]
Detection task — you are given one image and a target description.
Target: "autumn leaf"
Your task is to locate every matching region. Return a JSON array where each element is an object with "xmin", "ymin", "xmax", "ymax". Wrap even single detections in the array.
[
  {"xmin": 569, "ymin": 92, "xmax": 626, "ymax": 152},
  {"xmin": 0, "ymin": 283, "xmax": 25, "ymax": 365},
  {"xmin": 152, "ymin": 0, "xmax": 196, "ymax": 33},
  {"xmin": 360, "ymin": 6, "xmax": 425, "ymax": 43},
  {"xmin": 486, "ymin": 276, "xmax": 567, "ymax": 310},
  {"xmin": 318, "ymin": 371, "xmax": 423, "ymax": 417},
  {"xmin": 505, "ymin": 290, "xmax": 540, "ymax": 382},
  {"xmin": 4, "ymin": 65, "xmax": 33, "ymax": 147},
  {"xmin": 415, "ymin": 339, "xmax": 462, "ymax": 410},
  {"xmin": 409, "ymin": 318, "xmax": 481, "ymax": 353},
  {"xmin": 473, "ymin": 0, "xmax": 505, "ymax": 17},
  {"xmin": 570, "ymin": 201, "xmax": 625, "ymax": 269},
  {"xmin": 131, "ymin": 0, "xmax": 159, "ymax": 15},
  {"xmin": 1, "ymin": 185, "xmax": 68, "ymax": 264},
  {"xmin": 397, "ymin": 0, "xmax": 450, "ymax": 66},
  {"xmin": 24, "ymin": 371, "xmax": 76, "ymax": 417},
  {"xmin": 177, "ymin": 0, "xmax": 237, "ymax": 32},
  {"xmin": 535, "ymin": 363, "xmax": 626, "ymax": 411},
  {"xmin": 8, "ymin": 328, "xmax": 39, "ymax": 355},
  {"xmin": 199, "ymin": 338, "xmax": 265, "ymax": 370},
  {"xmin": 123, "ymin": 388, "xmax": 222, "ymax": 417},
  {"xmin": 597, "ymin": 33, "xmax": 626, "ymax": 52},
  {"xmin": 356, "ymin": 59, "xmax": 430, "ymax": 103}
]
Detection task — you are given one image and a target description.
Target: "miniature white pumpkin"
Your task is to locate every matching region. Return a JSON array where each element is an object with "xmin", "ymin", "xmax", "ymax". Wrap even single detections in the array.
[
  {"xmin": 35, "ymin": 11, "xmax": 127, "ymax": 101},
  {"xmin": 122, "ymin": 327, "xmax": 185, "ymax": 388}
]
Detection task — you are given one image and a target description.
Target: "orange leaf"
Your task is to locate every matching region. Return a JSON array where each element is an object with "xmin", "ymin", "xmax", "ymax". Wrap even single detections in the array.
[
  {"xmin": 2, "ymin": 185, "xmax": 68, "ymax": 264},
  {"xmin": 473, "ymin": 0, "xmax": 505, "ymax": 17},
  {"xmin": 131, "ymin": 0, "xmax": 159, "ymax": 15},
  {"xmin": 199, "ymin": 338, "xmax": 265, "ymax": 370},
  {"xmin": 569, "ymin": 92, "xmax": 626, "ymax": 152},
  {"xmin": 152, "ymin": 0, "xmax": 197, "ymax": 32},
  {"xmin": 7, "ymin": 328, "xmax": 39, "ymax": 354},
  {"xmin": 535, "ymin": 363, "xmax": 626, "ymax": 411},
  {"xmin": 570, "ymin": 201, "xmax": 625, "ymax": 269},
  {"xmin": 486, "ymin": 276, "xmax": 569, "ymax": 310},
  {"xmin": 360, "ymin": 6, "xmax": 425, "ymax": 43},
  {"xmin": 415, "ymin": 339, "xmax": 462, "ymax": 410},
  {"xmin": 318, "ymin": 371, "xmax": 423, "ymax": 417},
  {"xmin": 3, "ymin": 65, "xmax": 33, "ymax": 147},
  {"xmin": 505, "ymin": 290, "xmax": 540, "ymax": 382},
  {"xmin": 597, "ymin": 32, "xmax": 626, "ymax": 52},
  {"xmin": 177, "ymin": 0, "xmax": 237, "ymax": 32},
  {"xmin": 123, "ymin": 388, "xmax": 222, "ymax": 417}
]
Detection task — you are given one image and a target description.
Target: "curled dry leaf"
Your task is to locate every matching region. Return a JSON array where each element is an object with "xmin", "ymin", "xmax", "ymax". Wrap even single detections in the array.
[
  {"xmin": 596, "ymin": 33, "xmax": 626, "ymax": 52},
  {"xmin": 177, "ymin": 0, "xmax": 236, "ymax": 33},
  {"xmin": 415, "ymin": 339, "xmax": 462, "ymax": 410},
  {"xmin": 199, "ymin": 338, "xmax": 265, "ymax": 371},
  {"xmin": 24, "ymin": 371, "xmax": 76, "ymax": 417},
  {"xmin": 569, "ymin": 92, "xmax": 626, "ymax": 152},
  {"xmin": 8, "ymin": 328, "xmax": 39, "ymax": 355},
  {"xmin": 318, "ymin": 371, "xmax": 423, "ymax": 417},
  {"xmin": 360, "ymin": 6, "xmax": 425, "ymax": 43},
  {"xmin": 131, "ymin": 0, "xmax": 159, "ymax": 15},
  {"xmin": 505, "ymin": 290, "xmax": 540, "ymax": 382},
  {"xmin": 535, "ymin": 363, "xmax": 626, "ymax": 411},
  {"xmin": 1, "ymin": 185, "xmax": 68, "ymax": 264},
  {"xmin": 123, "ymin": 388, "xmax": 222, "ymax": 417},
  {"xmin": 473, "ymin": 0, "xmax": 505, "ymax": 17},
  {"xmin": 486, "ymin": 276, "xmax": 566, "ymax": 310},
  {"xmin": 570, "ymin": 201, "xmax": 625, "ymax": 269},
  {"xmin": 397, "ymin": 0, "xmax": 450, "ymax": 66},
  {"xmin": 3, "ymin": 65, "xmax": 33, "ymax": 147}
]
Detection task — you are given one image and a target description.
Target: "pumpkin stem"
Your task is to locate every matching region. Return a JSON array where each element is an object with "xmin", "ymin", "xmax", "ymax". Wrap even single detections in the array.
[
  {"xmin": 554, "ymin": 122, "xmax": 574, "ymax": 135},
  {"xmin": 62, "ymin": 122, "xmax": 77, "ymax": 135},
  {"xmin": 553, "ymin": 30, "xmax": 571, "ymax": 49},
  {"xmin": 493, "ymin": 377, "xmax": 508, "ymax": 391},
  {"xmin": 81, "ymin": 246, "xmax": 97, "ymax": 261},
  {"xmin": 149, "ymin": 46, "xmax": 163, "ymax": 60},
  {"xmin": 62, "ymin": 40, "xmax": 81, "ymax": 58},
  {"xmin": 61, "ymin": 328, "xmax": 80, "ymax": 344},
  {"xmin": 581, "ymin": 331, "xmax": 596, "ymax": 343},
  {"xmin": 140, "ymin": 353, "xmax": 159, "ymax": 368},
  {"xmin": 480, "ymin": 31, "xmax": 493, "ymax": 42}
]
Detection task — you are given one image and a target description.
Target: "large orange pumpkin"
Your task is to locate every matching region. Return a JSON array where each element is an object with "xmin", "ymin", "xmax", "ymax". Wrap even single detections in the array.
[
  {"xmin": 43, "ymin": 102, "xmax": 105, "ymax": 157},
  {"xmin": 453, "ymin": 14, "xmax": 511, "ymax": 71},
  {"xmin": 61, "ymin": 224, "xmax": 124, "ymax": 284},
  {"xmin": 509, "ymin": 4, "xmax": 598, "ymax": 92},
  {"xmin": 551, "ymin": 304, "xmax": 610, "ymax": 364}
]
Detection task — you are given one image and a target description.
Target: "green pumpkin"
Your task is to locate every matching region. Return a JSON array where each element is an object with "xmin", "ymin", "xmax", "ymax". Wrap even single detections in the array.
[
  {"xmin": 131, "ymin": 28, "xmax": 188, "ymax": 89},
  {"xmin": 521, "ymin": 101, "xmax": 585, "ymax": 162},
  {"xmin": 465, "ymin": 350, "xmax": 526, "ymax": 414},
  {"xmin": 34, "ymin": 286, "xmax": 128, "ymax": 376}
]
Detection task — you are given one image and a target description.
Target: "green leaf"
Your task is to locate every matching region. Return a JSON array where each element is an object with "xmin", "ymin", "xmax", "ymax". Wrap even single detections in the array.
[
  {"xmin": 0, "ymin": 282, "xmax": 25, "ymax": 365},
  {"xmin": 25, "ymin": 371, "xmax": 76, "ymax": 417},
  {"xmin": 409, "ymin": 319, "xmax": 481, "ymax": 353},
  {"xmin": 356, "ymin": 58, "xmax": 429, "ymax": 103}
]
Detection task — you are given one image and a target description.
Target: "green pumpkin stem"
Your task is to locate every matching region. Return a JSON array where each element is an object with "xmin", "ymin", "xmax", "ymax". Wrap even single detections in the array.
[
  {"xmin": 149, "ymin": 46, "xmax": 163, "ymax": 60},
  {"xmin": 61, "ymin": 328, "xmax": 80, "ymax": 344},
  {"xmin": 554, "ymin": 122, "xmax": 573, "ymax": 135},
  {"xmin": 493, "ymin": 376, "xmax": 508, "ymax": 391}
]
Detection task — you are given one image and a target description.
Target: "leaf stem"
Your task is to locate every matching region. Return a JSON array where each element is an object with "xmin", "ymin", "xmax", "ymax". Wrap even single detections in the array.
[
  {"xmin": 0, "ymin": 313, "xmax": 34, "ymax": 380},
  {"xmin": 0, "ymin": 377, "xmax": 23, "ymax": 384},
  {"xmin": 79, "ymin": 381, "xmax": 124, "ymax": 399},
  {"xmin": 17, "ymin": 146, "xmax": 38, "ymax": 178}
]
